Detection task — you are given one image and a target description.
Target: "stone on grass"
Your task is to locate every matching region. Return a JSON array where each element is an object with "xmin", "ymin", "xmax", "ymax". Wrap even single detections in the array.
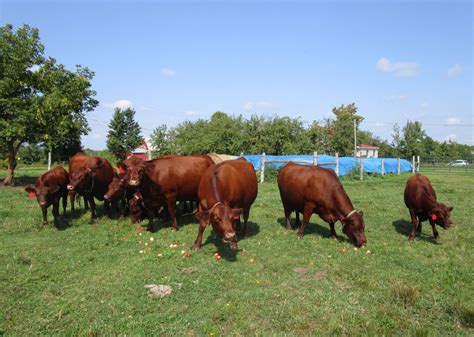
[{"xmin": 145, "ymin": 284, "xmax": 173, "ymax": 298}]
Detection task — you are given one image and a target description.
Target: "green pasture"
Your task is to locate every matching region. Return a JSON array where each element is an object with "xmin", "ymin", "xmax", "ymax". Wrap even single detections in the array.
[{"xmin": 0, "ymin": 166, "xmax": 473, "ymax": 335}]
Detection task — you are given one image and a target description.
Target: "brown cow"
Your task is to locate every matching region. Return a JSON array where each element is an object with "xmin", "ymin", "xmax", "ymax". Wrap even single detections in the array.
[
  {"xmin": 25, "ymin": 166, "xmax": 69, "ymax": 227},
  {"xmin": 68, "ymin": 152, "xmax": 90, "ymax": 211},
  {"xmin": 67, "ymin": 156, "xmax": 115, "ymax": 221},
  {"xmin": 194, "ymin": 158, "xmax": 258, "ymax": 250},
  {"xmin": 118, "ymin": 155, "xmax": 214, "ymax": 231},
  {"xmin": 104, "ymin": 172, "xmax": 133, "ymax": 217},
  {"xmin": 277, "ymin": 162, "xmax": 367, "ymax": 247},
  {"xmin": 404, "ymin": 174, "xmax": 454, "ymax": 240}
]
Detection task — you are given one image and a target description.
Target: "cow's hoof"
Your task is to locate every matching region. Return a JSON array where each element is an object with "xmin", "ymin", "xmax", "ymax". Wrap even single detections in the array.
[
  {"xmin": 408, "ymin": 235, "xmax": 416, "ymax": 241},
  {"xmin": 192, "ymin": 244, "xmax": 201, "ymax": 250},
  {"xmin": 171, "ymin": 227, "xmax": 178, "ymax": 232},
  {"xmin": 331, "ymin": 235, "xmax": 339, "ymax": 241},
  {"xmin": 297, "ymin": 233, "xmax": 304, "ymax": 239},
  {"xmin": 434, "ymin": 234, "xmax": 440, "ymax": 240}
]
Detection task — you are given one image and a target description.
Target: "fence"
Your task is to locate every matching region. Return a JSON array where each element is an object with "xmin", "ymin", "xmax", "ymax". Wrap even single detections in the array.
[
  {"xmin": 419, "ymin": 158, "xmax": 473, "ymax": 174},
  {"xmin": 243, "ymin": 153, "xmax": 414, "ymax": 182}
]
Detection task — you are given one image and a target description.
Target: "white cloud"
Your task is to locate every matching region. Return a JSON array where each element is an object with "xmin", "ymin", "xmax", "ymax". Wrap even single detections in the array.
[
  {"xmin": 444, "ymin": 134, "xmax": 457, "ymax": 143},
  {"xmin": 375, "ymin": 122, "xmax": 385, "ymax": 127},
  {"xmin": 446, "ymin": 117, "xmax": 460, "ymax": 125},
  {"xmin": 91, "ymin": 133, "xmax": 102, "ymax": 140},
  {"xmin": 447, "ymin": 64, "xmax": 462, "ymax": 77},
  {"xmin": 243, "ymin": 100, "xmax": 277, "ymax": 111},
  {"xmin": 161, "ymin": 67, "xmax": 176, "ymax": 78},
  {"xmin": 384, "ymin": 95, "xmax": 408, "ymax": 102},
  {"xmin": 114, "ymin": 99, "xmax": 133, "ymax": 110},
  {"xmin": 376, "ymin": 57, "xmax": 419, "ymax": 77},
  {"xmin": 185, "ymin": 110, "xmax": 198, "ymax": 116},
  {"xmin": 420, "ymin": 102, "xmax": 429, "ymax": 108},
  {"xmin": 139, "ymin": 106, "xmax": 152, "ymax": 112},
  {"xmin": 243, "ymin": 101, "xmax": 254, "ymax": 111}
]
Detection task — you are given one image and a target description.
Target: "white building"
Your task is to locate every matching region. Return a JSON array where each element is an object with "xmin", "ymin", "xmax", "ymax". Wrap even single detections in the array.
[{"xmin": 356, "ymin": 144, "xmax": 379, "ymax": 158}]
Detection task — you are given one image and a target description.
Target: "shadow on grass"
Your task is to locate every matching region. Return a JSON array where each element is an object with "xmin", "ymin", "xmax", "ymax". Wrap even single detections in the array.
[
  {"xmin": 0, "ymin": 175, "xmax": 37, "ymax": 187},
  {"xmin": 277, "ymin": 216, "xmax": 352, "ymax": 244},
  {"xmin": 392, "ymin": 219, "xmax": 440, "ymax": 244}
]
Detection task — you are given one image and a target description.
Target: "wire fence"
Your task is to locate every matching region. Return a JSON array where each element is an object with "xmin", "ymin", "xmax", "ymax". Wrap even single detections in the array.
[{"xmin": 419, "ymin": 158, "xmax": 473, "ymax": 174}]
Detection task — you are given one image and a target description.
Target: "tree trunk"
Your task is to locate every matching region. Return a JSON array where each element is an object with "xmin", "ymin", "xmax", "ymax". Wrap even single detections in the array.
[{"xmin": 3, "ymin": 142, "xmax": 21, "ymax": 185}]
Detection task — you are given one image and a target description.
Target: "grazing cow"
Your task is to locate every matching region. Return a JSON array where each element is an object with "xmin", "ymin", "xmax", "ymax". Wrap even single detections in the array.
[
  {"xmin": 194, "ymin": 158, "xmax": 258, "ymax": 250},
  {"xmin": 68, "ymin": 152, "xmax": 90, "ymax": 211},
  {"xmin": 404, "ymin": 174, "xmax": 454, "ymax": 240},
  {"xmin": 25, "ymin": 166, "xmax": 69, "ymax": 227},
  {"xmin": 118, "ymin": 155, "xmax": 214, "ymax": 231},
  {"xmin": 277, "ymin": 162, "xmax": 367, "ymax": 247},
  {"xmin": 67, "ymin": 156, "xmax": 115, "ymax": 221}
]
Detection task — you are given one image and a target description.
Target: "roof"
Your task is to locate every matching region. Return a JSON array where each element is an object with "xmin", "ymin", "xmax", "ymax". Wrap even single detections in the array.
[{"xmin": 358, "ymin": 144, "xmax": 380, "ymax": 149}]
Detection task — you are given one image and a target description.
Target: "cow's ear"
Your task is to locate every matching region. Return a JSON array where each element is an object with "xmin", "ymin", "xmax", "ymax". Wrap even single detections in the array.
[
  {"xmin": 195, "ymin": 211, "xmax": 210, "ymax": 223},
  {"xmin": 24, "ymin": 185, "xmax": 35, "ymax": 193},
  {"xmin": 448, "ymin": 206, "xmax": 454, "ymax": 212},
  {"xmin": 49, "ymin": 186, "xmax": 60, "ymax": 194},
  {"xmin": 117, "ymin": 162, "xmax": 126, "ymax": 174}
]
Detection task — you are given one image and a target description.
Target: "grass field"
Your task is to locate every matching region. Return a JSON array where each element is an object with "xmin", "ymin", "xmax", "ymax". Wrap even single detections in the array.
[{"xmin": 1, "ymin": 166, "xmax": 473, "ymax": 335}]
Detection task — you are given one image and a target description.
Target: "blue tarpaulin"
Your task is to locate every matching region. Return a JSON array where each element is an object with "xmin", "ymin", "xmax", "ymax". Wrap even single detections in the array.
[{"xmin": 243, "ymin": 154, "xmax": 412, "ymax": 176}]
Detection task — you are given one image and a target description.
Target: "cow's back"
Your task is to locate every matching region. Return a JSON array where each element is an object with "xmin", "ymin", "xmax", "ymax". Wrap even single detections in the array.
[
  {"xmin": 69, "ymin": 152, "xmax": 90, "ymax": 174},
  {"xmin": 404, "ymin": 174, "xmax": 437, "ymax": 210},
  {"xmin": 199, "ymin": 158, "xmax": 257, "ymax": 209},
  {"xmin": 90, "ymin": 157, "xmax": 115, "ymax": 195}
]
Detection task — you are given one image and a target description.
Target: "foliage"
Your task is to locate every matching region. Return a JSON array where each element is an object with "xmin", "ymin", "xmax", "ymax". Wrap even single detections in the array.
[
  {"xmin": 106, "ymin": 107, "xmax": 143, "ymax": 160},
  {"xmin": 330, "ymin": 103, "xmax": 364, "ymax": 156},
  {"xmin": 0, "ymin": 24, "xmax": 97, "ymax": 184},
  {"xmin": 18, "ymin": 143, "xmax": 44, "ymax": 164}
]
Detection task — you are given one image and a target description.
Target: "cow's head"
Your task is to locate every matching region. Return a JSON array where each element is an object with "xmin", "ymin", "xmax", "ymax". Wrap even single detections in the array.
[
  {"xmin": 104, "ymin": 176, "xmax": 126, "ymax": 201},
  {"xmin": 430, "ymin": 203, "xmax": 454, "ymax": 229},
  {"xmin": 25, "ymin": 185, "xmax": 60, "ymax": 208},
  {"xmin": 129, "ymin": 192, "xmax": 145, "ymax": 223},
  {"xmin": 118, "ymin": 157, "xmax": 146, "ymax": 188},
  {"xmin": 342, "ymin": 211, "xmax": 367, "ymax": 247},
  {"xmin": 195, "ymin": 202, "xmax": 242, "ymax": 249},
  {"xmin": 67, "ymin": 167, "xmax": 95, "ymax": 192}
]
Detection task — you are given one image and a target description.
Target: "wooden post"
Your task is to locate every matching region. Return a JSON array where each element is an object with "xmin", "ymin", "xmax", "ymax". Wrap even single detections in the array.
[
  {"xmin": 260, "ymin": 152, "xmax": 266, "ymax": 183},
  {"xmin": 240, "ymin": 152, "xmax": 244, "ymax": 157},
  {"xmin": 381, "ymin": 159, "xmax": 385, "ymax": 176},
  {"xmin": 417, "ymin": 155, "xmax": 420, "ymax": 173},
  {"xmin": 48, "ymin": 151, "xmax": 52, "ymax": 170},
  {"xmin": 313, "ymin": 151, "xmax": 318, "ymax": 166},
  {"xmin": 412, "ymin": 156, "xmax": 415, "ymax": 174},
  {"xmin": 147, "ymin": 149, "xmax": 152, "ymax": 160},
  {"xmin": 397, "ymin": 157, "xmax": 401, "ymax": 175},
  {"xmin": 335, "ymin": 152, "xmax": 339, "ymax": 176},
  {"xmin": 360, "ymin": 158, "xmax": 363, "ymax": 180}
]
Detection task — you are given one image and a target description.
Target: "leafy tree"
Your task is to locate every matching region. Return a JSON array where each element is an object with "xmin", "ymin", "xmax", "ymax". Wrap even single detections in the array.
[
  {"xmin": 150, "ymin": 124, "xmax": 173, "ymax": 155},
  {"xmin": 330, "ymin": 103, "xmax": 364, "ymax": 156},
  {"xmin": 0, "ymin": 24, "xmax": 98, "ymax": 184},
  {"xmin": 400, "ymin": 121, "xmax": 425, "ymax": 159},
  {"xmin": 106, "ymin": 107, "xmax": 143, "ymax": 160},
  {"xmin": 306, "ymin": 118, "xmax": 334, "ymax": 154},
  {"xmin": 18, "ymin": 143, "xmax": 44, "ymax": 164}
]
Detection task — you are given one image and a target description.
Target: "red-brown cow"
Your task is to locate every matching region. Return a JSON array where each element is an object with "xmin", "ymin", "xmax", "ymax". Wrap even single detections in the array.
[
  {"xmin": 118, "ymin": 155, "xmax": 214, "ymax": 231},
  {"xmin": 194, "ymin": 158, "xmax": 258, "ymax": 250},
  {"xmin": 404, "ymin": 174, "xmax": 454, "ymax": 240},
  {"xmin": 25, "ymin": 166, "xmax": 69, "ymax": 227},
  {"xmin": 67, "ymin": 156, "xmax": 115, "ymax": 221},
  {"xmin": 104, "ymin": 172, "xmax": 133, "ymax": 217},
  {"xmin": 278, "ymin": 162, "xmax": 367, "ymax": 247},
  {"xmin": 68, "ymin": 152, "xmax": 90, "ymax": 211}
]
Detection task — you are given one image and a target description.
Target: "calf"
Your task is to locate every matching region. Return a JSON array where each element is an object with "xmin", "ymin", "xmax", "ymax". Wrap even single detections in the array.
[
  {"xmin": 118, "ymin": 155, "xmax": 214, "ymax": 231},
  {"xmin": 104, "ymin": 173, "xmax": 132, "ymax": 217},
  {"xmin": 194, "ymin": 158, "xmax": 258, "ymax": 250},
  {"xmin": 404, "ymin": 174, "xmax": 454, "ymax": 240},
  {"xmin": 277, "ymin": 162, "xmax": 367, "ymax": 247},
  {"xmin": 67, "ymin": 156, "xmax": 115, "ymax": 221},
  {"xmin": 68, "ymin": 152, "xmax": 91, "ymax": 211},
  {"xmin": 25, "ymin": 166, "xmax": 69, "ymax": 227}
]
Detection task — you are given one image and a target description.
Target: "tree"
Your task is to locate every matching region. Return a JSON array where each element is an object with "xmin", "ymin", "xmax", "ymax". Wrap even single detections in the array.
[
  {"xmin": 150, "ymin": 124, "xmax": 174, "ymax": 155},
  {"xmin": 0, "ymin": 24, "xmax": 98, "ymax": 184},
  {"xmin": 106, "ymin": 107, "xmax": 143, "ymax": 160},
  {"xmin": 330, "ymin": 103, "xmax": 364, "ymax": 156},
  {"xmin": 306, "ymin": 118, "xmax": 334, "ymax": 154},
  {"xmin": 400, "ymin": 121, "xmax": 425, "ymax": 159}
]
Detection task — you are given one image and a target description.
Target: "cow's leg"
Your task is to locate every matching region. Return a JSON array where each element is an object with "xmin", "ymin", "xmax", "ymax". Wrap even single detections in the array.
[
  {"xmin": 297, "ymin": 202, "xmax": 314, "ymax": 238},
  {"xmin": 416, "ymin": 221, "xmax": 422, "ymax": 233},
  {"xmin": 429, "ymin": 219, "xmax": 439, "ymax": 240},
  {"xmin": 41, "ymin": 206, "xmax": 48, "ymax": 226},
  {"xmin": 104, "ymin": 199, "xmax": 111, "ymax": 218},
  {"xmin": 146, "ymin": 207, "xmax": 155, "ymax": 232},
  {"xmin": 295, "ymin": 211, "xmax": 301, "ymax": 226},
  {"xmin": 84, "ymin": 196, "xmax": 89, "ymax": 210},
  {"xmin": 242, "ymin": 208, "xmax": 250, "ymax": 237},
  {"xmin": 62, "ymin": 192, "xmax": 68, "ymax": 215},
  {"xmin": 284, "ymin": 206, "xmax": 292, "ymax": 230},
  {"xmin": 88, "ymin": 195, "xmax": 97, "ymax": 222},
  {"xmin": 69, "ymin": 191, "xmax": 75, "ymax": 211},
  {"xmin": 408, "ymin": 209, "xmax": 418, "ymax": 240},
  {"xmin": 329, "ymin": 222, "xmax": 338, "ymax": 240},
  {"xmin": 165, "ymin": 194, "xmax": 178, "ymax": 231},
  {"xmin": 193, "ymin": 220, "xmax": 208, "ymax": 250},
  {"xmin": 52, "ymin": 198, "xmax": 60, "ymax": 227}
]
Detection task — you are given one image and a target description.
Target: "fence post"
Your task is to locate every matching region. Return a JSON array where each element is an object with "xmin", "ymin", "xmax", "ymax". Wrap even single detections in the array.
[
  {"xmin": 240, "ymin": 152, "xmax": 244, "ymax": 157},
  {"xmin": 260, "ymin": 152, "xmax": 266, "ymax": 183},
  {"xmin": 412, "ymin": 156, "xmax": 415, "ymax": 174},
  {"xmin": 147, "ymin": 149, "xmax": 152, "ymax": 160},
  {"xmin": 417, "ymin": 155, "xmax": 420, "ymax": 173},
  {"xmin": 313, "ymin": 151, "xmax": 318, "ymax": 166},
  {"xmin": 381, "ymin": 159, "xmax": 385, "ymax": 176},
  {"xmin": 335, "ymin": 152, "xmax": 339, "ymax": 176},
  {"xmin": 48, "ymin": 151, "xmax": 52, "ymax": 170},
  {"xmin": 397, "ymin": 158, "xmax": 400, "ymax": 175},
  {"xmin": 360, "ymin": 158, "xmax": 363, "ymax": 180}
]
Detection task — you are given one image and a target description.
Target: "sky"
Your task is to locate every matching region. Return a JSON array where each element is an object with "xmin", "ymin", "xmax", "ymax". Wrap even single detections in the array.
[{"xmin": 1, "ymin": 0, "xmax": 472, "ymax": 150}]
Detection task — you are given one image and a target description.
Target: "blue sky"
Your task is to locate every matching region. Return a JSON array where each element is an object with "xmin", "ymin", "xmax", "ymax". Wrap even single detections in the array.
[{"xmin": 2, "ymin": 0, "xmax": 472, "ymax": 149}]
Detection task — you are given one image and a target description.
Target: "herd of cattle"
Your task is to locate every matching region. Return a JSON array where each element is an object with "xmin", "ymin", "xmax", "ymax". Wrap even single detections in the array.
[{"xmin": 24, "ymin": 152, "xmax": 454, "ymax": 249}]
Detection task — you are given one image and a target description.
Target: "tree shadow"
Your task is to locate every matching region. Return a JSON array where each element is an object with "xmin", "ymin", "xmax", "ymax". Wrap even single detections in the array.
[
  {"xmin": 5, "ymin": 175, "xmax": 37, "ymax": 187},
  {"xmin": 277, "ymin": 216, "xmax": 351, "ymax": 244},
  {"xmin": 392, "ymin": 219, "xmax": 440, "ymax": 244}
]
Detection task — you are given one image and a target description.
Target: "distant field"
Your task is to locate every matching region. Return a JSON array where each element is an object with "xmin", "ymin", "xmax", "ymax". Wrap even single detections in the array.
[{"xmin": 0, "ymin": 166, "xmax": 473, "ymax": 335}]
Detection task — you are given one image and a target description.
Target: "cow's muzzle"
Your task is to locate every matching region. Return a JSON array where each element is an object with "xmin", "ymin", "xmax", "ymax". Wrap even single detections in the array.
[
  {"xmin": 67, "ymin": 185, "xmax": 74, "ymax": 191},
  {"xmin": 129, "ymin": 180, "xmax": 139, "ymax": 187}
]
